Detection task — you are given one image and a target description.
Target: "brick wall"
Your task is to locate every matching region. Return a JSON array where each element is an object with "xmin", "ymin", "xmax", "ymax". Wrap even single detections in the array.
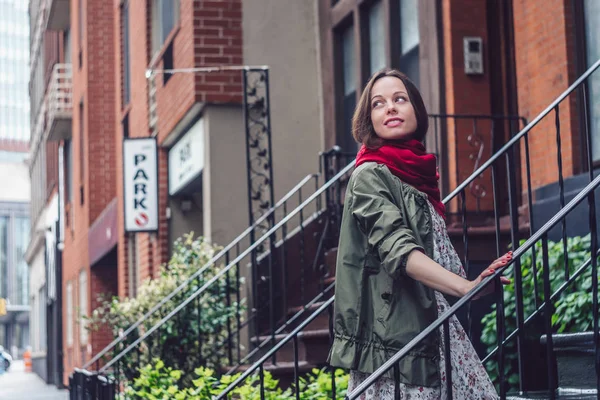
[
  {"xmin": 512, "ymin": 0, "xmax": 581, "ymax": 193},
  {"xmin": 62, "ymin": 0, "xmax": 117, "ymax": 384},
  {"xmin": 441, "ymin": 0, "xmax": 494, "ymax": 213},
  {"xmin": 113, "ymin": 0, "xmax": 244, "ymax": 297}
]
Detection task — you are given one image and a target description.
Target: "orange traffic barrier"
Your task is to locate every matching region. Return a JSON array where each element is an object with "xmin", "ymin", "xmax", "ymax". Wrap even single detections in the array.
[{"xmin": 23, "ymin": 348, "xmax": 32, "ymax": 372}]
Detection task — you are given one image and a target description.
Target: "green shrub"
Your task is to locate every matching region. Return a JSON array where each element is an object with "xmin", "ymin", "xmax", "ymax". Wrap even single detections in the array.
[
  {"xmin": 480, "ymin": 234, "xmax": 597, "ymax": 391},
  {"xmin": 123, "ymin": 358, "xmax": 349, "ymax": 400},
  {"xmin": 88, "ymin": 233, "xmax": 245, "ymax": 385}
]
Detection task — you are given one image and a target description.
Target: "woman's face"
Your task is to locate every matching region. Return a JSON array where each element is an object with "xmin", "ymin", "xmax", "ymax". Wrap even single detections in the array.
[{"xmin": 369, "ymin": 76, "xmax": 418, "ymax": 141}]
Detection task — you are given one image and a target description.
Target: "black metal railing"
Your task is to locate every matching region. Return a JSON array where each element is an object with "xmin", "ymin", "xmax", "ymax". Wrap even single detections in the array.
[
  {"xmin": 213, "ymin": 58, "xmax": 600, "ymax": 399},
  {"xmin": 90, "ymin": 161, "xmax": 354, "ymax": 393},
  {"xmin": 428, "ymin": 114, "xmax": 527, "ymax": 217},
  {"xmin": 78, "ymin": 172, "xmax": 322, "ymax": 368},
  {"xmin": 214, "ymin": 158, "xmax": 600, "ymax": 400},
  {"xmin": 69, "ymin": 369, "xmax": 116, "ymax": 400},
  {"xmin": 345, "ymin": 58, "xmax": 600, "ymax": 399},
  {"xmin": 347, "ymin": 172, "xmax": 600, "ymax": 400},
  {"xmin": 70, "ymin": 112, "xmax": 526, "ymax": 398},
  {"xmin": 68, "ymin": 147, "xmax": 356, "ymax": 398},
  {"xmin": 73, "ymin": 54, "xmax": 600, "ymax": 397}
]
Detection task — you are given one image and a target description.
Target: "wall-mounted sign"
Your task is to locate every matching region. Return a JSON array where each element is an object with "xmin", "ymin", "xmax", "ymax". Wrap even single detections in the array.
[
  {"xmin": 123, "ymin": 138, "xmax": 159, "ymax": 232},
  {"xmin": 168, "ymin": 118, "xmax": 204, "ymax": 195}
]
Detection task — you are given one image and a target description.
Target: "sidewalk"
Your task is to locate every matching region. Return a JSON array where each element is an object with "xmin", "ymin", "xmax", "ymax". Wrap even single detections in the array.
[{"xmin": 0, "ymin": 360, "xmax": 69, "ymax": 400}]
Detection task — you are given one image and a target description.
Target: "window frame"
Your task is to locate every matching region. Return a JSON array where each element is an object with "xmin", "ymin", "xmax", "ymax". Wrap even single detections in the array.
[
  {"xmin": 66, "ymin": 280, "xmax": 73, "ymax": 347},
  {"xmin": 330, "ymin": 0, "xmax": 424, "ymax": 151},
  {"xmin": 151, "ymin": 0, "xmax": 180, "ymax": 57},
  {"xmin": 121, "ymin": 0, "xmax": 131, "ymax": 107},
  {"xmin": 79, "ymin": 269, "xmax": 88, "ymax": 345}
]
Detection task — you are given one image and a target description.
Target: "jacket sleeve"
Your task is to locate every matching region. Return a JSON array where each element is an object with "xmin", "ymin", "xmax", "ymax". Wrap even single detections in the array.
[{"xmin": 350, "ymin": 166, "xmax": 424, "ymax": 279}]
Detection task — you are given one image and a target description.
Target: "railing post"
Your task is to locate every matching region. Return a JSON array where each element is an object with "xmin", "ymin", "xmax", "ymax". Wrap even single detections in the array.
[
  {"xmin": 506, "ymin": 149, "xmax": 525, "ymax": 391},
  {"xmin": 243, "ymin": 67, "xmax": 275, "ymax": 352}
]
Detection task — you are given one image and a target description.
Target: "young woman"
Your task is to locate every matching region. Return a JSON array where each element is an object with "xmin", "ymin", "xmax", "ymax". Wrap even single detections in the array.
[{"xmin": 328, "ymin": 69, "xmax": 511, "ymax": 399}]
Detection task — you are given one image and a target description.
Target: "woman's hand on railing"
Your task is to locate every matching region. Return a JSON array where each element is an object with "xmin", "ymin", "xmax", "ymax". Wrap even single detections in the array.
[{"xmin": 468, "ymin": 252, "xmax": 512, "ymax": 300}]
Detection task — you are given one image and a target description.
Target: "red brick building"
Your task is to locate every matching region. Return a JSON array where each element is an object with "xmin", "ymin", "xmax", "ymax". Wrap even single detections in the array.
[{"xmin": 32, "ymin": 0, "xmax": 600, "ymax": 388}]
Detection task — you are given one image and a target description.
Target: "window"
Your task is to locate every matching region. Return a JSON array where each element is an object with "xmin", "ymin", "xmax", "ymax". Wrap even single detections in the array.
[
  {"xmin": 368, "ymin": 1, "xmax": 385, "ymax": 75},
  {"xmin": 79, "ymin": 269, "xmax": 88, "ymax": 344},
  {"xmin": 0, "ymin": 217, "xmax": 7, "ymax": 299},
  {"xmin": 38, "ymin": 286, "xmax": 46, "ymax": 351},
  {"xmin": 399, "ymin": 0, "xmax": 420, "ymax": 85},
  {"xmin": 78, "ymin": 0, "xmax": 84, "ymax": 68},
  {"xmin": 121, "ymin": 1, "xmax": 131, "ymax": 106},
  {"xmin": 151, "ymin": 0, "xmax": 180, "ymax": 54},
  {"xmin": 14, "ymin": 216, "xmax": 29, "ymax": 306},
  {"xmin": 583, "ymin": 0, "xmax": 600, "ymax": 162},
  {"xmin": 339, "ymin": 24, "xmax": 357, "ymax": 152},
  {"xmin": 163, "ymin": 42, "xmax": 174, "ymax": 84},
  {"xmin": 328, "ymin": 0, "xmax": 425, "ymax": 153},
  {"xmin": 122, "ymin": 113, "xmax": 130, "ymax": 138},
  {"xmin": 66, "ymin": 280, "xmax": 73, "ymax": 346},
  {"xmin": 64, "ymin": 139, "xmax": 73, "ymax": 204},
  {"xmin": 79, "ymin": 101, "xmax": 85, "ymax": 205},
  {"xmin": 64, "ymin": 29, "xmax": 71, "ymax": 65}
]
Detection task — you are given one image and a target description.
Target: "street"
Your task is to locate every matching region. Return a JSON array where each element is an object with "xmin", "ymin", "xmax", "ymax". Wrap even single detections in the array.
[{"xmin": 0, "ymin": 360, "xmax": 69, "ymax": 400}]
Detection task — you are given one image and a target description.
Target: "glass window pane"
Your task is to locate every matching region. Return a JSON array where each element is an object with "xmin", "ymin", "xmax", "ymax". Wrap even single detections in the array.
[
  {"xmin": 79, "ymin": 270, "xmax": 88, "ymax": 344},
  {"xmin": 400, "ymin": 0, "xmax": 419, "ymax": 55},
  {"xmin": 342, "ymin": 25, "xmax": 356, "ymax": 95},
  {"xmin": 122, "ymin": 2, "xmax": 131, "ymax": 105},
  {"xmin": 66, "ymin": 281, "xmax": 73, "ymax": 346},
  {"xmin": 584, "ymin": 0, "xmax": 600, "ymax": 161},
  {"xmin": 369, "ymin": 1, "xmax": 386, "ymax": 74},
  {"xmin": 0, "ymin": 217, "xmax": 7, "ymax": 299},
  {"xmin": 341, "ymin": 24, "xmax": 357, "ymax": 152},
  {"xmin": 399, "ymin": 0, "xmax": 420, "ymax": 86}
]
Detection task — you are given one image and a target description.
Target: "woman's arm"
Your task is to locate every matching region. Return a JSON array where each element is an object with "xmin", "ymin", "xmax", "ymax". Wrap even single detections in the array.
[{"xmin": 405, "ymin": 250, "xmax": 511, "ymax": 298}]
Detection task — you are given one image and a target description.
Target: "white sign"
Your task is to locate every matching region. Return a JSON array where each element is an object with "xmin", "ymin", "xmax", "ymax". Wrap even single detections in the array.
[
  {"xmin": 123, "ymin": 138, "xmax": 159, "ymax": 232},
  {"xmin": 168, "ymin": 118, "xmax": 204, "ymax": 195}
]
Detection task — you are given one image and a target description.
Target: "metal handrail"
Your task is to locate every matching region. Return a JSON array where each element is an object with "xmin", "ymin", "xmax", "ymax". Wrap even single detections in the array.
[
  {"xmin": 215, "ymin": 59, "xmax": 600, "ymax": 398},
  {"xmin": 482, "ymin": 247, "xmax": 600, "ymax": 364},
  {"xmin": 92, "ymin": 110, "xmax": 524, "ymax": 374},
  {"xmin": 83, "ymin": 172, "xmax": 319, "ymax": 369},
  {"xmin": 346, "ymin": 172, "xmax": 600, "ymax": 398},
  {"xmin": 214, "ymin": 175, "xmax": 600, "ymax": 398},
  {"xmin": 443, "ymin": 56, "xmax": 600, "ymax": 204},
  {"xmin": 215, "ymin": 297, "xmax": 335, "ymax": 399}
]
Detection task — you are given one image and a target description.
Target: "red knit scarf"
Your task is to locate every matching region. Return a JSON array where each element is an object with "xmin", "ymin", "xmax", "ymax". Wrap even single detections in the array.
[{"xmin": 355, "ymin": 140, "xmax": 446, "ymax": 219}]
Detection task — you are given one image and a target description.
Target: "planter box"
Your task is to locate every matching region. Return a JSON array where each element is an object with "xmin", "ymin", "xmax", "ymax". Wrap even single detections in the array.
[{"xmin": 541, "ymin": 332, "xmax": 596, "ymax": 389}]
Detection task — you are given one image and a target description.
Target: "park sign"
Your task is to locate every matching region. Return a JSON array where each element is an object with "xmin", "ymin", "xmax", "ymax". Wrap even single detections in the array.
[{"xmin": 123, "ymin": 138, "xmax": 159, "ymax": 232}]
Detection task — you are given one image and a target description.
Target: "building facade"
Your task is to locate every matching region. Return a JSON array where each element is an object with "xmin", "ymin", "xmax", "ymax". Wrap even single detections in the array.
[
  {"xmin": 30, "ymin": 0, "xmax": 600, "ymax": 390},
  {"xmin": 0, "ymin": 157, "xmax": 30, "ymax": 362},
  {"xmin": 0, "ymin": 0, "xmax": 30, "ymax": 365},
  {"xmin": 26, "ymin": 0, "xmax": 66, "ymax": 385}
]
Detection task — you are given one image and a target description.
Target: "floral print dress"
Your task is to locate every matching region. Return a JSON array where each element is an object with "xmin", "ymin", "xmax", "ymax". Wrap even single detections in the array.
[{"xmin": 347, "ymin": 200, "xmax": 499, "ymax": 400}]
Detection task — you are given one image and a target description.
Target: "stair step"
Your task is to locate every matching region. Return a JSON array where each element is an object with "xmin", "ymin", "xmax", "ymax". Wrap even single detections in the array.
[
  {"xmin": 250, "ymin": 329, "xmax": 330, "ymax": 364},
  {"xmin": 282, "ymin": 302, "xmax": 332, "ymax": 332},
  {"xmin": 506, "ymin": 388, "xmax": 598, "ymax": 399}
]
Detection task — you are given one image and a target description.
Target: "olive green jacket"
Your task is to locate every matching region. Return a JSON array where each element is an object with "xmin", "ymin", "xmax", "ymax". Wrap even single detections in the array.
[{"xmin": 328, "ymin": 162, "xmax": 440, "ymax": 387}]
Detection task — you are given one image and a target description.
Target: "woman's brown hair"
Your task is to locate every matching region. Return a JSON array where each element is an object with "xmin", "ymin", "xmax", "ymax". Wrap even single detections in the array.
[{"xmin": 352, "ymin": 69, "xmax": 429, "ymax": 148}]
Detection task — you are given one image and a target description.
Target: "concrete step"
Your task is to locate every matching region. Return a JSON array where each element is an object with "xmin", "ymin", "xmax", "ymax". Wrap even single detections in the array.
[
  {"xmin": 506, "ymin": 388, "xmax": 598, "ymax": 399},
  {"xmin": 250, "ymin": 329, "xmax": 331, "ymax": 365}
]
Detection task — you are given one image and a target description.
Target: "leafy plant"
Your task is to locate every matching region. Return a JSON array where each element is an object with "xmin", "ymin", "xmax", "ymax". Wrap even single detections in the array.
[
  {"xmin": 123, "ymin": 359, "xmax": 349, "ymax": 399},
  {"xmin": 480, "ymin": 234, "xmax": 597, "ymax": 391},
  {"xmin": 88, "ymin": 233, "xmax": 245, "ymax": 386}
]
